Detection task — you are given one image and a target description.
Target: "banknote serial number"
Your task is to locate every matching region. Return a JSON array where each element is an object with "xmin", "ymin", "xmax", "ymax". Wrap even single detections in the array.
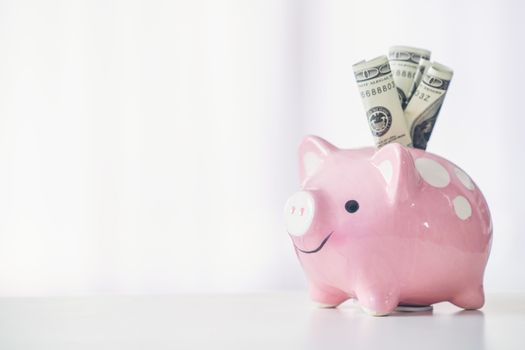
[
  {"xmin": 360, "ymin": 82, "xmax": 396, "ymax": 98},
  {"xmin": 394, "ymin": 69, "xmax": 415, "ymax": 79},
  {"xmin": 412, "ymin": 89, "xmax": 431, "ymax": 101}
]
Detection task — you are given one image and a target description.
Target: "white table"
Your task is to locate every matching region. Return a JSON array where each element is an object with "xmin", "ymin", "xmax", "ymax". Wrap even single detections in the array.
[{"xmin": 0, "ymin": 292, "xmax": 523, "ymax": 349}]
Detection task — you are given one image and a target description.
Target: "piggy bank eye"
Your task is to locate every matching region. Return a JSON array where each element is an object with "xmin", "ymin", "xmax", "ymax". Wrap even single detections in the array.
[{"xmin": 345, "ymin": 200, "xmax": 359, "ymax": 213}]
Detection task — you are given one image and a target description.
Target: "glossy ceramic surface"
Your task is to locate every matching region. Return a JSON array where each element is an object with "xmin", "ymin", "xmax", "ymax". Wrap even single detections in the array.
[{"xmin": 285, "ymin": 135, "xmax": 493, "ymax": 316}]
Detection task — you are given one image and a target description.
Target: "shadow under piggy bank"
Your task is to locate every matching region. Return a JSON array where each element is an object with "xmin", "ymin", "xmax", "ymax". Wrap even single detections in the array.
[
  {"xmin": 285, "ymin": 135, "xmax": 492, "ymax": 316},
  {"xmin": 304, "ymin": 303, "xmax": 485, "ymax": 349}
]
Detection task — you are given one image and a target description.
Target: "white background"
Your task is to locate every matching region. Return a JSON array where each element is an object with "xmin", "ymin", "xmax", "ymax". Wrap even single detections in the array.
[{"xmin": 0, "ymin": 0, "xmax": 523, "ymax": 296}]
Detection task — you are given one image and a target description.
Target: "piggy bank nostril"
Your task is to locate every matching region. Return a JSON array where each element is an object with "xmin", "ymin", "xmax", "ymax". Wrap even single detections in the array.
[
  {"xmin": 290, "ymin": 206, "xmax": 296, "ymax": 214},
  {"xmin": 300, "ymin": 208, "xmax": 305, "ymax": 216}
]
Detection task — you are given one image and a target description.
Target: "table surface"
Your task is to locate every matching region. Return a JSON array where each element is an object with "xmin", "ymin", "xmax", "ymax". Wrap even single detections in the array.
[{"xmin": 0, "ymin": 292, "xmax": 523, "ymax": 349}]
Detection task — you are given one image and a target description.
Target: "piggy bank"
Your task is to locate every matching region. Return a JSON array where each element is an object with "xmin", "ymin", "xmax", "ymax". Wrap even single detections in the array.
[{"xmin": 285, "ymin": 135, "xmax": 492, "ymax": 316}]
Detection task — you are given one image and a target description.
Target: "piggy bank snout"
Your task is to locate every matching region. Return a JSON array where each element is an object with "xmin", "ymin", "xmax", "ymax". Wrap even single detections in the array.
[{"xmin": 284, "ymin": 191, "xmax": 316, "ymax": 236}]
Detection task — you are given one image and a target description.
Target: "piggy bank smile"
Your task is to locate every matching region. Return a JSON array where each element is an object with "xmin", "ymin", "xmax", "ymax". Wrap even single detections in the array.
[{"xmin": 293, "ymin": 231, "xmax": 333, "ymax": 254}]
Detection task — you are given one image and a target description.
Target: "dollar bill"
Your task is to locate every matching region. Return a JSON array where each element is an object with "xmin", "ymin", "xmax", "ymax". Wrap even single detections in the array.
[
  {"xmin": 388, "ymin": 46, "xmax": 431, "ymax": 109},
  {"xmin": 404, "ymin": 62, "xmax": 453, "ymax": 150},
  {"xmin": 407, "ymin": 57, "xmax": 431, "ymax": 103},
  {"xmin": 353, "ymin": 56, "xmax": 412, "ymax": 148}
]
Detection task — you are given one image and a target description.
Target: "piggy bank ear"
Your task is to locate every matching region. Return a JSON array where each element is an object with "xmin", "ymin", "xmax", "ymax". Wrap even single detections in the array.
[
  {"xmin": 298, "ymin": 135, "xmax": 338, "ymax": 182},
  {"xmin": 372, "ymin": 143, "xmax": 421, "ymax": 202}
]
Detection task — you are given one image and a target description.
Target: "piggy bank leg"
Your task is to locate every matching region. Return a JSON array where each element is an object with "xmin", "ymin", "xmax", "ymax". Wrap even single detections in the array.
[
  {"xmin": 451, "ymin": 285, "xmax": 485, "ymax": 310},
  {"xmin": 309, "ymin": 284, "xmax": 349, "ymax": 308},
  {"xmin": 356, "ymin": 285, "xmax": 400, "ymax": 316}
]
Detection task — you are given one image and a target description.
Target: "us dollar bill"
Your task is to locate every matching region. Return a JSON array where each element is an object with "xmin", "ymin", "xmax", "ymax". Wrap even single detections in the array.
[
  {"xmin": 404, "ymin": 62, "xmax": 453, "ymax": 150},
  {"xmin": 388, "ymin": 46, "xmax": 431, "ymax": 109},
  {"xmin": 353, "ymin": 56, "xmax": 412, "ymax": 148},
  {"xmin": 407, "ymin": 57, "xmax": 430, "ymax": 103}
]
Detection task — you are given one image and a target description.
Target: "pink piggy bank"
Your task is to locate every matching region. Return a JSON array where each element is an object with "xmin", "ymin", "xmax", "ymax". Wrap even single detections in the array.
[{"xmin": 285, "ymin": 135, "xmax": 492, "ymax": 316}]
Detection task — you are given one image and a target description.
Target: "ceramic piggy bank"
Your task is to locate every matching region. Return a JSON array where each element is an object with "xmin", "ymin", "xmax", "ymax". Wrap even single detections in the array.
[{"xmin": 285, "ymin": 135, "xmax": 492, "ymax": 316}]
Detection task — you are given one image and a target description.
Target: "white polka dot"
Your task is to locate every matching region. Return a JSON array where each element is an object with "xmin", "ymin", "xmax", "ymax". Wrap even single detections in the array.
[
  {"xmin": 454, "ymin": 167, "xmax": 475, "ymax": 190},
  {"xmin": 376, "ymin": 160, "xmax": 393, "ymax": 184},
  {"xmin": 453, "ymin": 196, "xmax": 472, "ymax": 220},
  {"xmin": 415, "ymin": 158, "xmax": 450, "ymax": 188}
]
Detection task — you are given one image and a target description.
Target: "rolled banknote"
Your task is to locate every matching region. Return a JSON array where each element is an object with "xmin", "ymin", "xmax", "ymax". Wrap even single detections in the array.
[
  {"xmin": 407, "ymin": 57, "xmax": 431, "ymax": 103},
  {"xmin": 388, "ymin": 46, "xmax": 431, "ymax": 109},
  {"xmin": 404, "ymin": 62, "xmax": 453, "ymax": 150},
  {"xmin": 353, "ymin": 56, "xmax": 412, "ymax": 148}
]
